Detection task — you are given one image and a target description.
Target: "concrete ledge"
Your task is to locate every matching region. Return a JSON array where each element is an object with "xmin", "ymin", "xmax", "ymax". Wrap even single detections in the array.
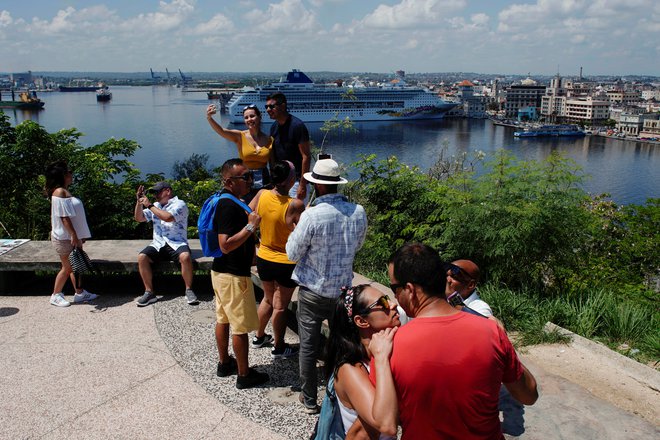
[
  {"xmin": 0, "ymin": 239, "xmax": 267, "ymax": 294},
  {"xmin": 0, "ymin": 239, "xmax": 213, "ymax": 272},
  {"xmin": 544, "ymin": 322, "xmax": 660, "ymax": 392}
]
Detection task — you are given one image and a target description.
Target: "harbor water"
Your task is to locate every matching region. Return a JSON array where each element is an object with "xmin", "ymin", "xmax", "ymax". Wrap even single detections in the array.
[{"xmin": 5, "ymin": 86, "xmax": 658, "ymax": 205}]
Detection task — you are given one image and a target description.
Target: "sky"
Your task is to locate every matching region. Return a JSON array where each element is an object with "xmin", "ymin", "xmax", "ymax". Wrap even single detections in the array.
[{"xmin": 1, "ymin": 0, "xmax": 659, "ymax": 76}]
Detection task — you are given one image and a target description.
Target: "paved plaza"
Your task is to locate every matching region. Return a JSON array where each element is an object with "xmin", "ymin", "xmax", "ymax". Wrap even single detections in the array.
[{"xmin": 1, "ymin": 278, "xmax": 658, "ymax": 439}]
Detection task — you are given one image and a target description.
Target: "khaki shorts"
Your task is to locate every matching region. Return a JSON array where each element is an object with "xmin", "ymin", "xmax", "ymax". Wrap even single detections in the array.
[
  {"xmin": 52, "ymin": 239, "xmax": 74, "ymax": 256},
  {"xmin": 211, "ymin": 271, "xmax": 259, "ymax": 334}
]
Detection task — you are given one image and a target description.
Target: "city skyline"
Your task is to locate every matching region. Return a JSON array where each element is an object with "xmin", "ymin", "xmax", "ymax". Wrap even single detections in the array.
[{"xmin": 1, "ymin": 0, "xmax": 659, "ymax": 76}]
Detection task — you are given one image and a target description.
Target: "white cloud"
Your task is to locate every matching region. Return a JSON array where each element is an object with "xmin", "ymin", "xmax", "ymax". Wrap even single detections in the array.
[
  {"xmin": 191, "ymin": 13, "xmax": 234, "ymax": 35},
  {"xmin": 0, "ymin": 10, "xmax": 13, "ymax": 27},
  {"xmin": 362, "ymin": 0, "xmax": 467, "ymax": 29},
  {"xmin": 244, "ymin": 0, "xmax": 319, "ymax": 33},
  {"xmin": 121, "ymin": 0, "xmax": 195, "ymax": 32}
]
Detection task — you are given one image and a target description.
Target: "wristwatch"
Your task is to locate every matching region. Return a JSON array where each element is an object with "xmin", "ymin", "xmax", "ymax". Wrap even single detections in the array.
[{"xmin": 244, "ymin": 224, "xmax": 255, "ymax": 233}]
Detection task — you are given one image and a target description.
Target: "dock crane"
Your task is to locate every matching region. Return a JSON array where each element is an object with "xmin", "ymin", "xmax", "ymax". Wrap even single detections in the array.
[
  {"xmin": 179, "ymin": 69, "xmax": 193, "ymax": 87},
  {"xmin": 149, "ymin": 68, "xmax": 162, "ymax": 82}
]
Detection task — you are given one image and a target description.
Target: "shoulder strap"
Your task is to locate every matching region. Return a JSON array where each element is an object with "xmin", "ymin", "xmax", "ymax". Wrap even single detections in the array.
[{"xmin": 219, "ymin": 193, "xmax": 252, "ymax": 213}]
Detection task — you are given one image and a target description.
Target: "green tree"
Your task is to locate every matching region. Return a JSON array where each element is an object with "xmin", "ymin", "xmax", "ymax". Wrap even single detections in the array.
[{"xmin": 0, "ymin": 114, "xmax": 142, "ymax": 239}]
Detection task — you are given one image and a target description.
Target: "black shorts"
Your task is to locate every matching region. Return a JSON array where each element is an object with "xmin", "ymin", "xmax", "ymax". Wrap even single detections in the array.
[
  {"xmin": 140, "ymin": 244, "xmax": 190, "ymax": 263},
  {"xmin": 256, "ymin": 256, "xmax": 297, "ymax": 288}
]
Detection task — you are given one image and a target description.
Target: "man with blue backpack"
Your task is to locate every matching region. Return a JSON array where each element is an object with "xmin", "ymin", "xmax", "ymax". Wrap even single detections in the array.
[{"xmin": 209, "ymin": 158, "xmax": 269, "ymax": 389}]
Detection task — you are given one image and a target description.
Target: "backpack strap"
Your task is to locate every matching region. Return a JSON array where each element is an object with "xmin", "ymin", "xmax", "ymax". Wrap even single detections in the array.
[{"xmin": 218, "ymin": 193, "xmax": 252, "ymax": 213}]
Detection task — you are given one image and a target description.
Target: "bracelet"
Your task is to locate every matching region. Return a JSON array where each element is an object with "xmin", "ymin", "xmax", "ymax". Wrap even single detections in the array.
[{"xmin": 244, "ymin": 224, "xmax": 255, "ymax": 233}]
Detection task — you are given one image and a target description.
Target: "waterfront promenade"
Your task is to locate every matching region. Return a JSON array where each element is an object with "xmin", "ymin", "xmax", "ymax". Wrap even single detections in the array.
[{"xmin": 1, "ymin": 279, "xmax": 658, "ymax": 439}]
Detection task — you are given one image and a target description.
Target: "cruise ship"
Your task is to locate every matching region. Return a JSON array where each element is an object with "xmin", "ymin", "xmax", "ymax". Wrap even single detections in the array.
[{"xmin": 226, "ymin": 70, "xmax": 457, "ymax": 123}]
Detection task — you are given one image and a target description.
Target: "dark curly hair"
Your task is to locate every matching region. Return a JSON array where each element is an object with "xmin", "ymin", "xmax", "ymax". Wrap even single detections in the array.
[{"xmin": 323, "ymin": 284, "xmax": 372, "ymax": 380}]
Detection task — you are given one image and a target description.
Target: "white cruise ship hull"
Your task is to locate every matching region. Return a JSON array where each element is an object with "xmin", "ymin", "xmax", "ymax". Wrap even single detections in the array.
[{"xmin": 226, "ymin": 72, "xmax": 456, "ymax": 124}]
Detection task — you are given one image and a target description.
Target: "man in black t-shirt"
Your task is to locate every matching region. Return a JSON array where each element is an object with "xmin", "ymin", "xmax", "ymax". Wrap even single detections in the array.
[
  {"xmin": 266, "ymin": 92, "xmax": 311, "ymax": 201},
  {"xmin": 211, "ymin": 158, "xmax": 269, "ymax": 389}
]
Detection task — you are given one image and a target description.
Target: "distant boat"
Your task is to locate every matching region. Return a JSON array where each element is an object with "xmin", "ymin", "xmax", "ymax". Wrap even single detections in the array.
[
  {"xmin": 514, "ymin": 124, "xmax": 586, "ymax": 137},
  {"xmin": 96, "ymin": 88, "xmax": 112, "ymax": 102},
  {"xmin": 59, "ymin": 80, "xmax": 107, "ymax": 92},
  {"xmin": 0, "ymin": 91, "xmax": 44, "ymax": 110}
]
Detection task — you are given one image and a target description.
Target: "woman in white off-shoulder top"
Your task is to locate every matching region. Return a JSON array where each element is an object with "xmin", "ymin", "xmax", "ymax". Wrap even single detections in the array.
[{"xmin": 45, "ymin": 160, "xmax": 98, "ymax": 307}]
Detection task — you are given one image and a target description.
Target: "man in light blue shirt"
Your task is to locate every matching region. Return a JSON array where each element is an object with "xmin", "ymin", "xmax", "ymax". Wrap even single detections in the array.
[
  {"xmin": 134, "ymin": 181, "xmax": 197, "ymax": 307},
  {"xmin": 286, "ymin": 159, "xmax": 367, "ymax": 413}
]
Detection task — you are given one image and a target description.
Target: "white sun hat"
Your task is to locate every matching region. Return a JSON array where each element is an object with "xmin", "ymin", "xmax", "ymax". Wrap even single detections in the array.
[{"xmin": 303, "ymin": 159, "xmax": 348, "ymax": 185}]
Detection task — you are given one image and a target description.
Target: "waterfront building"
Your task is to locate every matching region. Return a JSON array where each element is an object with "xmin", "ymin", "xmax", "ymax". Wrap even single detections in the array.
[
  {"xmin": 10, "ymin": 71, "xmax": 33, "ymax": 88},
  {"xmin": 617, "ymin": 113, "xmax": 659, "ymax": 137},
  {"xmin": 564, "ymin": 97, "xmax": 610, "ymax": 124},
  {"xmin": 504, "ymin": 80, "xmax": 546, "ymax": 118},
  {"xmin": 456, "ymin": 80, "xmax": 488, "ymax": 118},
  {"xmin": 639, "ymin": 118, "xmax": 660, "ymax": 139}
]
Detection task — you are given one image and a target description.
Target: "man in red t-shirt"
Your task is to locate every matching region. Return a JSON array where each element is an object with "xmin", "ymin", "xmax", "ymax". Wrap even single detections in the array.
[{"xmin": 378, "ymin": 243, "xmax": 538, "ymax": 440}]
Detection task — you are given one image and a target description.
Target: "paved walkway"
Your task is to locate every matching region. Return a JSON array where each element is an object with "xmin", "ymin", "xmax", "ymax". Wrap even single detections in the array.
[{"xmin": 1, "ymin": 287, "xmax": 658, "ymax": 439}]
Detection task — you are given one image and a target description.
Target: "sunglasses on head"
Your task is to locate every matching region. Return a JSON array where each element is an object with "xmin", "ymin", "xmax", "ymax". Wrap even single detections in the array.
[
  {"xmin": 228, "ymin": 170, "xmax": 254, "ymax": 182},
  {"xmin": 359, "ymin": 295, "xmax": 391, "ymax": 315},
  {"xmin": 446, "ymin": 263, "xmax": 473, "ymax": 281},
  {"xmin": 243, "ymin": 104, "xmax": 258, "ymax": 111}
]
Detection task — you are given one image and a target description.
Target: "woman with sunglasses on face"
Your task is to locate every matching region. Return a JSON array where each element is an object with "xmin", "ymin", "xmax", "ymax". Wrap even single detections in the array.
[
  {"xmin": 45, "ymin": 160, "xmax": 98, "ymax": 307},
  {"xmin": 324, "ymin": 284, "xmax": 399, "ymax": 439},
  {"xmin": 206, "ymin": 104, "xmax": 273, "ymax": 200}
]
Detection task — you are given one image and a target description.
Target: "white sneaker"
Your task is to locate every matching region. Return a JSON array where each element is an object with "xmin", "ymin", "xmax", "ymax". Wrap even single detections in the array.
[
  {"xmin": 50, "ymin": 293, "xmax": 70, "ymax": 307},
  {"xmin": 73, "ymin": 290, "xmax": 98, "ymax": 303}
]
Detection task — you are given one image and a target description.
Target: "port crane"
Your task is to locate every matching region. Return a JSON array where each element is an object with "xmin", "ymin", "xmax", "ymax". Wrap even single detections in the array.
[
  {"xmin": 179, "ymin": 69, "xmax": 193, "ymax": 87},
  {"xmin": 149, "ymin": 68, "xmax": 162, "ymax": 82}
]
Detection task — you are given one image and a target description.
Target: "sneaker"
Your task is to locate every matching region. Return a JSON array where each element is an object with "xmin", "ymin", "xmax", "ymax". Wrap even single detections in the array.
[
  {"xmin": 216, "ymin": 356, "xmax": 238, "ymax": 377},
  {"xmin": 136, "ymin": 291, "xmax": 158, "ymax": 307},
  {"xmin": 272, "ymin": 344, "xmax": 299, "ymax": 360},
  {"xmin": 251, "ymin": 333, "xmax": 273, "ymax": 348},
  {"xmin": 299, "ymin": 392, "xmax": 320, "ymax": 414},
  {"xmin": 236, "ymin": 368, "xmax": 269, "ymax": 389},
  {"xmin": 73, "ymin": 290, "xmax": 98, "ymax": 303},
  {"xmin": 50, "ymin": 293, "xmax": 70, "ymax": 307},
  {"xmin": 185, "ymin": 289, "xmax": 199, "ymax": 305}
]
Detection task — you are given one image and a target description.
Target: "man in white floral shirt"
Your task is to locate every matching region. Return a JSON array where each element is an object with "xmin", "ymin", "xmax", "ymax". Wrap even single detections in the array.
[{"xmin": 134, "ymin": 181, "xmax": 198, "ymax": 307}]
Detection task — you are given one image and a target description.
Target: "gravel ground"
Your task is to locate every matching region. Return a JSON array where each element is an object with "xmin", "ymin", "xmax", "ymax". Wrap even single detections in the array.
[{"xmin": 154, "ymin": 291, "xmax": 321, "ymax": 440}]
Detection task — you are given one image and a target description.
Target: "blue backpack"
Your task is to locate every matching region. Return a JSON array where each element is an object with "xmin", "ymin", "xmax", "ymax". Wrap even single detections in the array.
[
  {"xmin": 197, "ymin": 192, "xmax": 251, "ymax": 257},
  {"xmin": 311, "ymin": 375, "xmax": 345, "ymax": 440}
]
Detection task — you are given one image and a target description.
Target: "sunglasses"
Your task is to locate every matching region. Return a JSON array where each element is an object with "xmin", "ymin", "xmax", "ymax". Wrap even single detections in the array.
[
  {"xmin": 265, "ymin": 103, "xmax": 281, "ymax": 110},
  {"xmin": 446, "ymin": 263, "xmax": 473, "ymax": 281},
  {"xmin": 389, "ymin": 283, "xmax": 403, "ymax": 294},
  {"xmin": 228, "ymin": 171, "xmax": 254, "ymax": 181},
  {"xmin": 243, "ymin": 104, "xmax": 258, "ymax": 111},
  {"xmin": 360, "ymin": 295, "xmax": 391, "ymax": 314}
]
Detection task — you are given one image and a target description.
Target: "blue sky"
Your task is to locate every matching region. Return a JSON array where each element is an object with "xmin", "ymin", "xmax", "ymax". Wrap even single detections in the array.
[{"xmin": 1, "ymin": 0, "xmax": 658, "ymax": 75}]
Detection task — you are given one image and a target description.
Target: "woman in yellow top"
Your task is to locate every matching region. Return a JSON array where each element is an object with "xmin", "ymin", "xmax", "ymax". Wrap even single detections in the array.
[
  {"xmin": 206, "ymin": 103, "xmax": 273, "ymax": 200},
  {"xmin": 248, "ymin": 161, "xmax": 305, "ymax": 359}
]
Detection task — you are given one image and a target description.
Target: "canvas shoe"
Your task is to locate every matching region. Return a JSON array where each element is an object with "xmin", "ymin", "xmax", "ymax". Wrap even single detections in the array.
[
  {"xmin": 185, "ymin": 289, "xmax": 199, "ymax": 305},
  {"xmin": 73, "ymin": 290, "xmax": 98, "ymax": 303},
  {"xmin": 271, "ymin": 344, "xmax": 299, "ymax": 360},
  {"xmin": 50, "ymin": 293, "xmax": 70, "ymax": 307},
  {"xmin": 136, "ymin": 291, "xmax": 158, "ymax": 307},
  {"xmin": 299, "ymin": 392, "xmax": 320, "ymax": 414},
  {"xmin": 251, "ymin": 333, "xmax": 273, "ymax": 348},
  {"xmin": 216, "ymin": 356, "xmax": 238, "ymax": 377},
  {"xmin": 236, "ymin": 368, "xmax": 269, "ymax": 389}
]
